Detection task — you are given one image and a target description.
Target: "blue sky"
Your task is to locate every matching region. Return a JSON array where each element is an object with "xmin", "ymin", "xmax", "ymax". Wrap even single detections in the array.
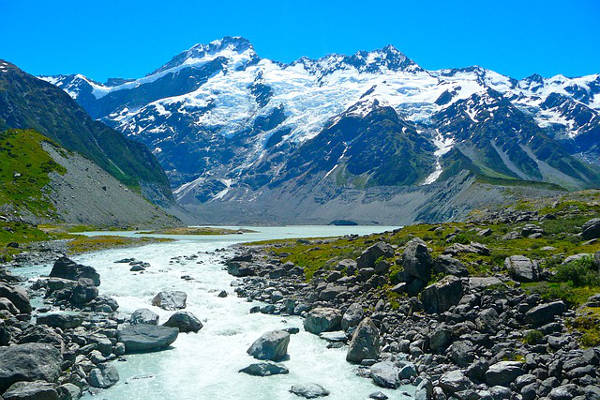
[{"xmin": 1, "ymin": 0, "xmax": 599, "ymax": 81}]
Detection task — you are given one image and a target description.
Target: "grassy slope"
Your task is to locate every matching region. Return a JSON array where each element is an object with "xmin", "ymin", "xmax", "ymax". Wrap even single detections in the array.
[{"xmin": 0, "ymin": 129, "xmax": 66, "ymax": 216}]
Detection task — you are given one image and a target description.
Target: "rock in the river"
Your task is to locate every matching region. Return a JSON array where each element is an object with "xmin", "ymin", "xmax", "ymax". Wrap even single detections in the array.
[
  {"xmin": 239, "ymin": 362, "xmax": 289, "ymax": 376},
  {"xmin": 582, "ymin": 218, "xmax": 600, "ymax": 240},
  {"xmin": 370, "ymin": 361, "xmax": 400, "ymax": 389},
  {"xmin": 421, "ymin": 275, "xmax": 463, "ymax": 313},
  {"xmin": 0, "ymin": 343, "xmax": 62, "ymax": 392},
  {"xmin": 402, "ymin": 238, "xmax": 432, "ymax": 282},
  {"xmin": 525, "ymin": 301, "xmax": 566, "ymax": 326},
  {"xmin": 130, "ymin": 308, "xmax": 159, "ymax": 325},
  {"xmin": 88, "ymin": 364, "xmax": 119, "ymax": 389},
  {"xmin": 49, "ymin": 257, "xmax": 100, "ymax": 286},
  {"xmin": 0, "ymin": 283, "xmax": 31, "ymax": 314},
  {"xmin": 58, "ymin": 383, "xmax": 81, "ymax": 400},
  {"xmin": 346, "ymin": 318, "xmax": 380, "ymax": 363},
  {"xmin": 303, "ymin": 308, "xmax": 342, "ymax": 334},
  {"xmin": 151, "ymin": 291, "xmax": 187, "ymax": 310},
  {"xmin": 289, "ymin": 383, "xmax": 330, "ymax": 398},
  {"xmin": 117, "ymin": 324, "xmax": 178, "ymax": 353},
  {"xmin": 505, "ymin": 255, "xmax": 540, "ymax": 282},
  {"xmin": 69, "ymin": 279, "xmax": 98, "ymax": 305},
  {"xmin": 341, "ymin": 303, "xmax": 363, "ymax": 332},
  {"xmin": 163, "ymin": 311, "xmax": 203, "ymax": 333},
  {"xmin": 36, "ymin": 313, "xmax": 83, "ymax": 329},
  {"xmin": 2, "ymin": 380, "xmax": 58, "ymax": 400},
  {"xmin": 247, "ymin": 330, "xmax": 290, "ymax": 361},
  {"xmin": 485, "ymin": 361, "xmax": 524, "ymax": 387},
  {"xmin": 356, "ymin": 242, "xmax": 394, "ymax": 268}
]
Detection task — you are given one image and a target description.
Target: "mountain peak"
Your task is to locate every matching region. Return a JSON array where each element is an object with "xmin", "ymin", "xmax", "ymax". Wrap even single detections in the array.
[{"xmin": 152, "ymin": 36, "xmax": 257, "ymax": 76}]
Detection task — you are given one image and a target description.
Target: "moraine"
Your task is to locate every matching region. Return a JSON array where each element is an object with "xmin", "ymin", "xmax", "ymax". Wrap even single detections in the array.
[{"xmin": 16, "ymin": 225, "xmax": 413, "ymax": 400}]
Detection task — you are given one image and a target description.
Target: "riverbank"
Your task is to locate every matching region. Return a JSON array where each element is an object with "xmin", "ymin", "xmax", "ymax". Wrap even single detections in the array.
[{"xmin": 224, "ymin": 191, "xmax": 600, "ymax": 399}]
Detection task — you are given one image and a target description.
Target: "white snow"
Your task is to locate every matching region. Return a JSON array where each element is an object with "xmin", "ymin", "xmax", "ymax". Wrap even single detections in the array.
[{"xmin": 421, "ymin": 132, "xmax": 455, "ymax": 185}]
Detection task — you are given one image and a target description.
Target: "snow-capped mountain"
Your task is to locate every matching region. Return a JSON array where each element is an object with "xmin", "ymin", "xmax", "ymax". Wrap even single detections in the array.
[{"xmin": 40, "ymin": 36, "xmax": 600, "ymax": 224}]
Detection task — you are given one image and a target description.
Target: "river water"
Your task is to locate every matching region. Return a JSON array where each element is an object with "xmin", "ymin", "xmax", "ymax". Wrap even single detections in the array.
[{"xmin": 18, "ymin": 226, "xmax": 415, "ymax": 400}]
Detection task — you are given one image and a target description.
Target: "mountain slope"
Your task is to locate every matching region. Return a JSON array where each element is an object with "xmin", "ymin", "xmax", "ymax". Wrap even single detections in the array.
[
  {"xmin": 0, "ymin": 60, "xmax": 173, "ymax": 205},
  {"xmin": 0, "ymin": 129, "xmax": 178, "ymax": 227},
  {"xmin": 39, "ymin": 37, "xmax": 600, "ymax": 223}
]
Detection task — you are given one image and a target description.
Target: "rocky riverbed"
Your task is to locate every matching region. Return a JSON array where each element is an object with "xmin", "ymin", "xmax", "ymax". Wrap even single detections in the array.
[{"xmin": 225, "ymin": 212, "xmax": 600, "ymax": 399}]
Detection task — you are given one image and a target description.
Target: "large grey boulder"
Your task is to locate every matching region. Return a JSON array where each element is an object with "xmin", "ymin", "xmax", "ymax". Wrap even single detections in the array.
[
  {"xmin": 117, "ymin": 324, "xmax": 178, "ymax": 353},
  {"xmin": 434, "ymin": 255, "xmax": 468, "ymax": 277},
  {"xmin": 247, "ymin": 330, "xmax": 290, "ymax": 361},
  {"xmin": 370, "ymin": 361, "xmax": 400, "ymax": 389},
  {"xmin": 439, "ymin": 370, "xmax": 470, "ymax": 393},
  {"xmin": 49, "ymin": 257, "xmax": 100, "ymax": 286},
  {"xmin": 87, "ymin": 364, "xmax": 119, "ymax": 389},
  {"xmin": 0, "ymin": 297, "xmax": 19, "ymax": 315},
  {"xmin": 289, "ymin": 383, "xmax": 330, "ymax": 398},
  {"xmin": 130, "ymin": 308, "xmax": 159, "ymax": 325},
  {"xmin": 346, "ymin": 318, "xmax": 380, "ymax": 363},
  {"xmin": 0, "ymin": 284, "xmax": 31, "ymax": 314},
  {"xmin": 303, "ymin": 308, "xmax": 342, "ymax": 334},
  {"xmin": 582, "ymin": 218, "xmax": 600, "ymax": 240},
  {"xmin": 239, "ymin": 362, "xmax": 289, "ymax": 376},
  {"xmin": 505, "ymin": 255, "xmax": 540, "ymax": 282},
  {"xmin": 69, "ymin": 279, "xmax": 98, "ymax": 305},
  {"xmin": 525, "ymin": 301, "xmax": 566, "ymax": 326},
  {"xmin": 357, "ymin": 242, "xmax": 394, "ymax": 268},
  {"xmin": 402, "ymin": 238, "xmax": 432, "ymax": 282},
  {"xmin": 151, "ymin": 291, "xmax": 187, "ymax": 310},
  {"xmin": 226, "ymin": 261, "xmax": 254, "ymax": 277},
  {"xmin": 421, "ymin": 275, "xmax": 463, "ymax": 313},
  {"xmin": 0, "ymin": 343, "xmax": 62, "ymax": 392},
  {"xmin": 163, "ymin": 311, "xmax": 203, "ymax": 333},
  {"xmin": 485, "ymin": 361, "xmax": 524, "ymax": 387},
  {"xmin": 36, "ymin": 313, "xmax": 83, "ymax": 330},
  {"xmin": 3, "ymin": 380, "xmax": 58, "ymax": 400},
  {"xmin": 341, "ymin": 303, "xmax": 363, "ymax": 332}
]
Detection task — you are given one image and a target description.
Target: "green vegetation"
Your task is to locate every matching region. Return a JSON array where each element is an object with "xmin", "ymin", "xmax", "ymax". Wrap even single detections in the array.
[
  {"xmin": 523, "ymin": 329, "xmax": 544, "ymax": 345},
  {"xmin": 66, "ymin": 235, "xmax": 172, "ymax": 254},
  {"xmin": 0, "ymin": 129, "xmax": 66, "ymax": 215},
  {"xmin": 137, "ymin": 226, "xmax": 257, "ymax": 235},
  {"xmin": 570, "ymin": 307, "xmax": 600, "ymax": 347},
  {"xmin": 0, "ymin": 220, "xmax": 70, "ymax": 262}
]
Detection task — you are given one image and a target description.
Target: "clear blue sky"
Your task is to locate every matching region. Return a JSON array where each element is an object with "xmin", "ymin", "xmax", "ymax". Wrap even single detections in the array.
[{"xmin": 2, "ymin": 0, "xmax": 599, "ymax": 82}]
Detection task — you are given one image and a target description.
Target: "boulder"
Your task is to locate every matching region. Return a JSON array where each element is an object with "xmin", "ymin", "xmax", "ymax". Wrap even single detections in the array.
[
  {"xmin": 433, "ymin": 255, "xmax": 468, "ymax": 277},
  {"xmin": 289, "ymin": 383, "xmax": 330, "ymax": 398},
  {"xmin": 163, "ymin": 311, "xmax": 203, "ymax": 333},
  {"xmin": 439, "ymin": 370, "xmax": 470, "ymax": 394},
  {"xmin": 421, "ymin": 275, "xmax": 463, "ymax": 313},
  {"xmin": 36, "ymin": 313, "xmax": 83, "ymax": 330},
  {"xmin": 485, "ymin": 361, "xmax": 524, "ymax": 387},
  {"xmin": 151, "ymin": 291, "xmax": 187, "ymax": 310},
  {"xmin": 504, "ymin": 255, "xmax": 540, "ymax": 282},
  {"xmin": 0, "ymin": 284, "xmax": 31, "ymax": 314},
  {"xmin": 582, "ymin": 218, "xmax": 600, "ymax": 240},
  {"xmin": 0, "ymin": 343, "xmax": 62, "ymax": 392},
  {"xmin": 341, "ymin": 303, "xmax": 363, "ymax": 332},
  {"xmin": 346, "ymin": 318, "xmax": 380, "ymax": 363},
  {"xmin": 87, "ymin": 364, "xmax": 119, "ymax": 389},
  {"xmin": 239, "ymin": 362, "xmax": 289, "ymax": 376},
  {"xmin": 402, "ymin": 238, "xmax": 432, "ymax": 282},
  {"xmin": 247, "ymin": 330, "xmax": 290, "ymax": 361},
  {"xmin": 117, "ymin": 324, "xmax": 178, "ymax": 353},
  {"xmin": 370, "ymin": 361, "xmax": 400, "ymax": 389},
  {"xmin": 3, "ymin": 381, "xmax": 58, "ymax": 400},
  {"xmin": 130, "ymin": 308, "xmax": 159, "ymax": 325},
  {"xmin": 69, "ymin": 279, "xmax": 98, "ymax": 305},
  {"xmin": 0, "ymin": 298, "xmax": 18, "ymax": 315},
  {"xmin": 429, "ymin": 324, "xmax": 452, "ymax": 352},
  {"xmin": 525, "ymin": 301, "xmax": 566, "ymax": 326},
  {"xmin": 303, "ymin": 308, "xmax": 342, "ymax": 334},
  {"xmin": 59, "ymin": 383, "xmax": 81, "ymax": 400},
  {"xmin": 49, "ymin": 257, "xmax": 100, "ymax": 286},
  {"xmin": 226, "ymin": 261, "xmax": 254, "ymax": 277},
  {"xmin": 356, "ymin": 242, "xmax": 394, "ymax": 268}
]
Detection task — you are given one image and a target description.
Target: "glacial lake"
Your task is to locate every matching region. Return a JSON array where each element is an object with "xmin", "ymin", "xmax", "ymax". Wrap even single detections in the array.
[{"xmin": 18, "ymin": 225, "xmax": 416, "ymax": 400}]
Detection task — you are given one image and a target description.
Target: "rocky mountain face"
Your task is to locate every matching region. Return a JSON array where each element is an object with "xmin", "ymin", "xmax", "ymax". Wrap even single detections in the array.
[
  {"xmin": 40, "ymin": 37, "xmax": 600, "ymax": 224},
  {"xmin": 0, "ymin": 61, "xmax": 173, "ymax": 206}
]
